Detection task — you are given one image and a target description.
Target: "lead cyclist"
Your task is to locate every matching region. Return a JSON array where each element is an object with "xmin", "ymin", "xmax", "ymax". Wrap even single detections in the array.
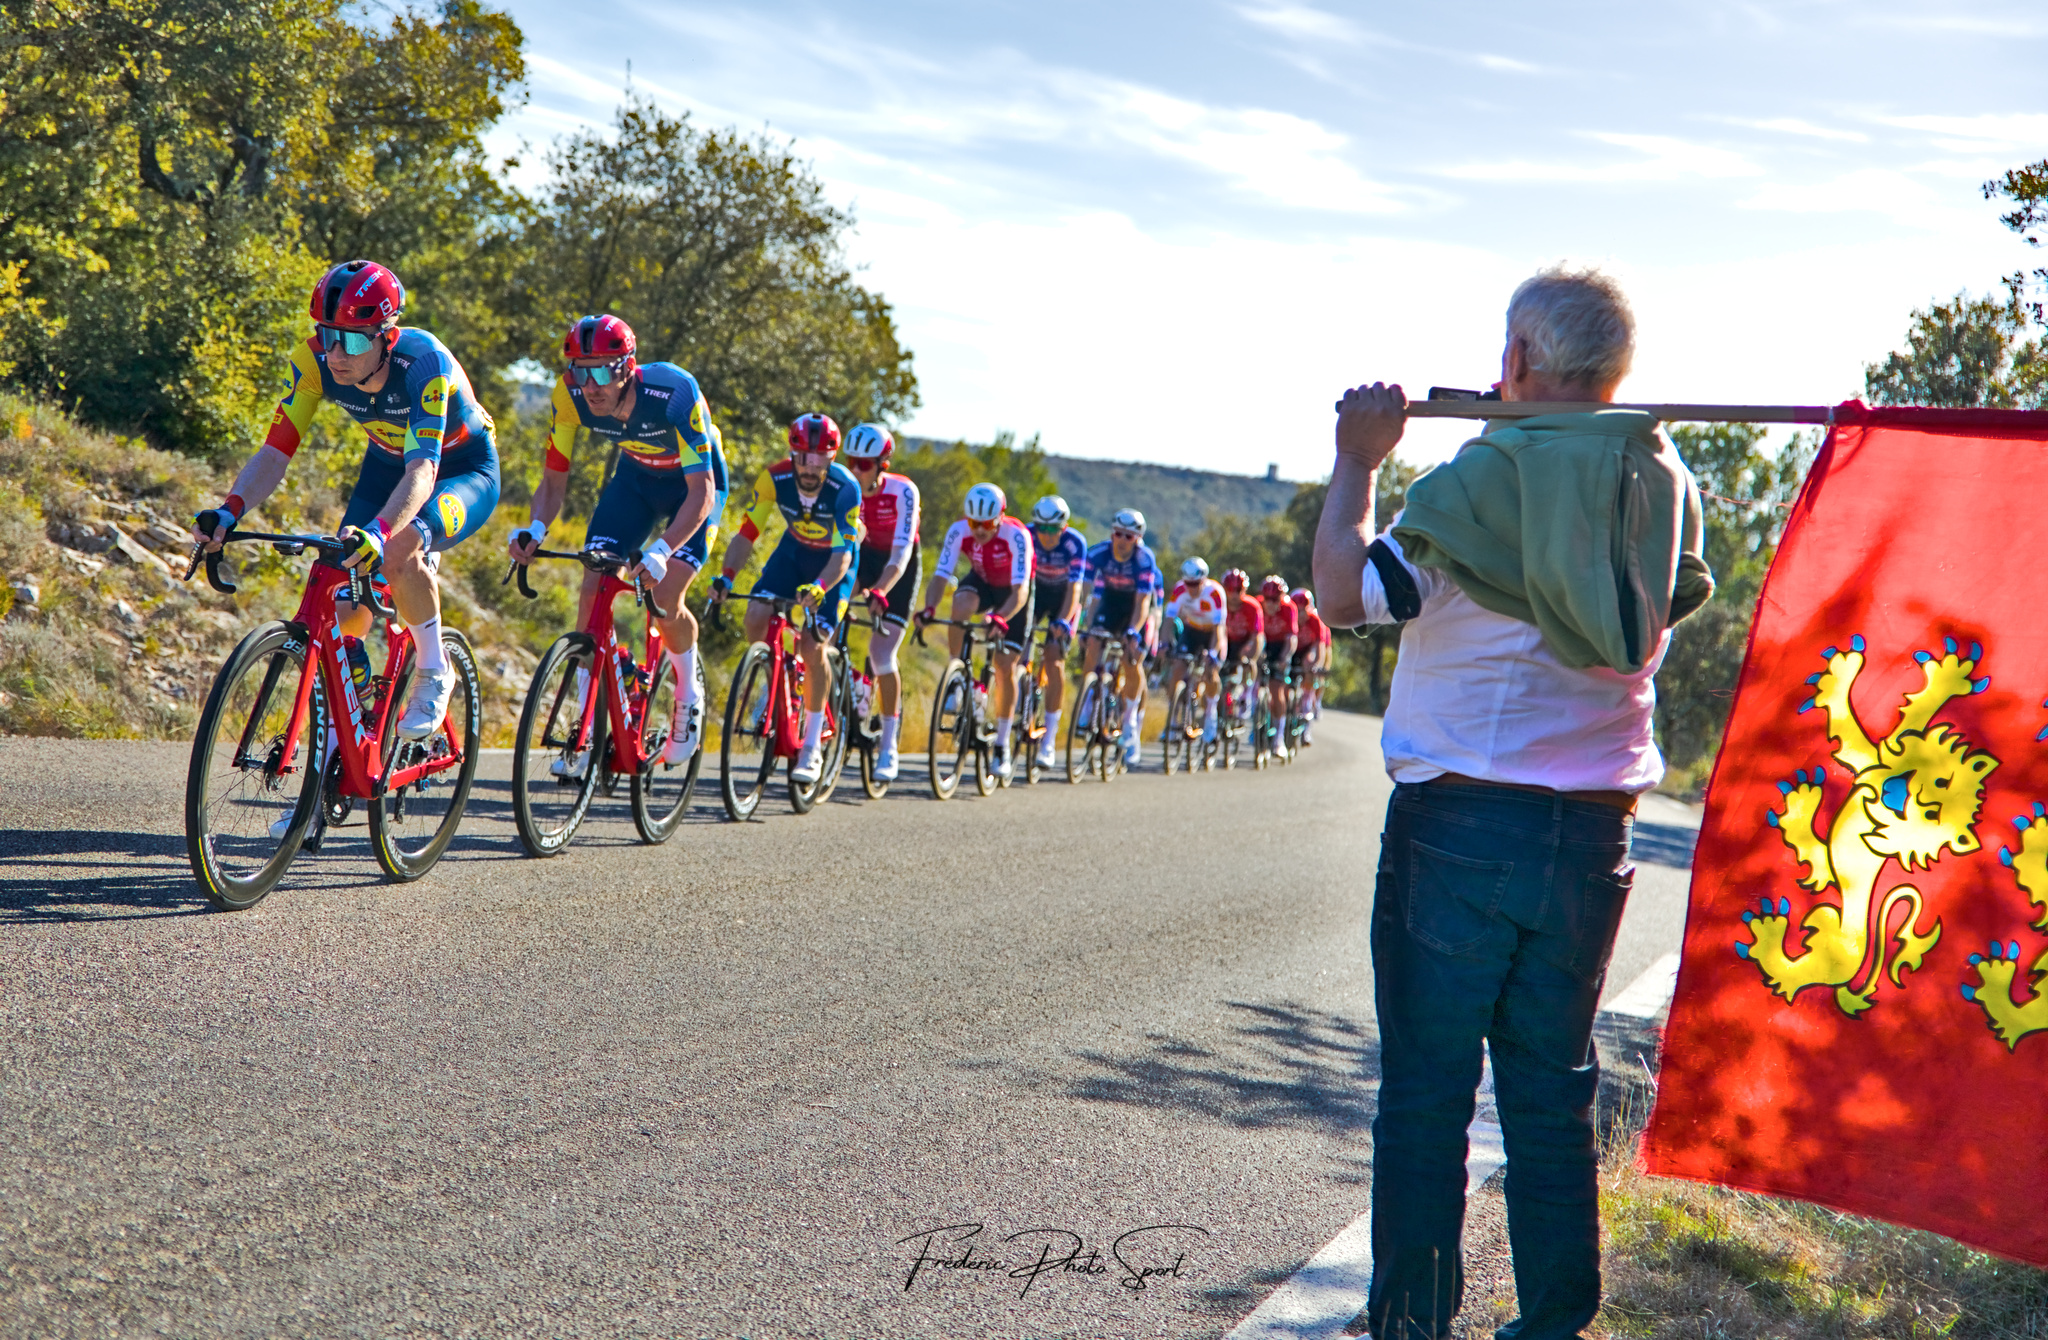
[{"xmin": 192, "ymin": 259, "xmax": 500, "ymax": 740}]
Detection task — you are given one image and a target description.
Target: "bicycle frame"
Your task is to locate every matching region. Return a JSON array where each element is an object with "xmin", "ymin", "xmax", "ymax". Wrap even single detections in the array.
[
  {"xmin": 201, "ymin": 534, "xmax": 462, "ymax": 800},
  {"xmin": 754, "ymin": 599, "xmax": 814, "ymax": 763}
]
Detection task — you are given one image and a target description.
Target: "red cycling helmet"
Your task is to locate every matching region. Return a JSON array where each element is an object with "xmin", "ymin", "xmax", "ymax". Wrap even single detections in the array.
[
  {"xmin": 788, "ymin": 413, "xmax": 842, "ymax": 456},
  {"xmin": 563, "ymin": 313, "xmax": 637, "ymax": 368},
  {"xmin": 1221, "ymin": 568, "xmax": 1249, "ymax": 594},
  {"xmin": 310, "ymin": 260, "xmax": 404, "ymax": 331},
  {"xmin": 1260, "ymin": 575, "xmax": 1288, "ymax": 600},
  {"xmin": 1290, "ymin": 586, "xmax": 1315, "ymax": 607}
]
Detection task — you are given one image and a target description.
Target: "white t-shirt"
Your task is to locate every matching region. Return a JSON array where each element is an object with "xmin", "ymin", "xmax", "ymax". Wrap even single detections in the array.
[{"xmin": 1361, "ymin": 529, "xmax": 1667, "ymax": 793}]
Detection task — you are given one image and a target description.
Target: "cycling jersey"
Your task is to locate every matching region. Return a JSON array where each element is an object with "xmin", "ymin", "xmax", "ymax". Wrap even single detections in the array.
[
  {"xmin": 1297, "ymin": 607, "xmax": 1328, "ymax": 650},
  {"xmin": 1165, "ymin": 578, "xmax": 1226, "ymax": 630},
  {"xmin": 265, "ymin": 328, "xmax": 494, "ymax": 466},
  {"xmin": 736, "ymin": 460, "xmax": 863, "ymax": 554},
  {"xmin": 1079, "ymin": 539, "xmax": 1161, "ymax": 599},
  {"xmin": 542, "ymin": 361, "xmax": 723, "ymax": 479},
  {"xmin": 1030, "ymin": 526, "xmax": 1089, "ymax": 585},
  {"xmin": 1224, "ymin": 595, "xmax": 1264, "ymax": 643},
  {"xmin": 1261, "ymin": 599, "xmax": 1300, "ymax": 645},
  {"xmin": 935, "ymin": 516, "xmax": 1033, "ymax": 588},
  {"xmin": 859, "ymin": 473, "xmax": 920, "ymax": 561}
]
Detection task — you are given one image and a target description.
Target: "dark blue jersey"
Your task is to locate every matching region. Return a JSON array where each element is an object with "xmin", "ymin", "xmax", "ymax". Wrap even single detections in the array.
[
  {"xmin": 1080, "ymin": 539, "xmax": 1161, "ymax": 598},
  {"xmin": 1031, "ymin": 526, "xmax": 1089, "ymax": 585}
]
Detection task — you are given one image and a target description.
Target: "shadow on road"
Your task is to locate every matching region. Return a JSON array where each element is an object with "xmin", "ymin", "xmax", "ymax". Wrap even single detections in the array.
[
  {"xmin": 1062, "ymin": 999, "xmax": 1380, "ymax": 1140},
  {"xmin": 1630, "ymin": 821, "xmax": 1697, "ymax": 869},
  {"xmin": 0, "ymin": 828, "xmax": 215, "ymax": 922}
]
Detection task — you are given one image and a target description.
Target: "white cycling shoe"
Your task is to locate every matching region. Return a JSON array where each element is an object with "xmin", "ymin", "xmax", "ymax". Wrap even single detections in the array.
[
  {"xmin": 662, "ymin": 698, "xmax": 702, "ymax": 765},
  {"xmin": 395, "ymin": 667, "xmax": 455, "ymax": 740},
  {"xmin": 268, "ymin": 814, "xmax": 295, "ymax": 839},
  {"xmin": 1035, "ymin": 736, "xmax": 1058, "ymax": 770},
  {"xmin": 993, "ymin": 749, "xmax": 1013, "ymax": 783},
  {"xmin": 1122, "ymin": 739, "xmax": 1143, "ymax": 769},
  {"xmin": 874, "ymin": 744, "xmax": 900, "ymax": 782},
  {"xmin": 550, "ymin": 749, "xmax": 590, "ymax": 779},
  {"xmin": 790, "ymin": 742, "xmax": 822, "ymax": 786}
]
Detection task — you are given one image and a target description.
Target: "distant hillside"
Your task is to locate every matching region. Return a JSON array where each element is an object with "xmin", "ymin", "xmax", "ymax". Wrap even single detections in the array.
[{"xmin": 900, "ymin": 437, "xmax": 1299, "ymax": 554}]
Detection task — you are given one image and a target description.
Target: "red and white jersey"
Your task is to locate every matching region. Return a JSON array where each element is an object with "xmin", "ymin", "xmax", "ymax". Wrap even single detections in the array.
[
  {"xmin": 1166, "ymin": 578, "xmax": 1226, "ymax": 630},
  {"xmin": 936, "ymin": 516, "xmax": 1033, "ymax": 588},
  {"xmin": 859, "ymin": 472, "xmax": 920, "ymax": 560},
  {"xmin": 1224, "ymin": 595, "xmax": 1264, "ymax": 643}
]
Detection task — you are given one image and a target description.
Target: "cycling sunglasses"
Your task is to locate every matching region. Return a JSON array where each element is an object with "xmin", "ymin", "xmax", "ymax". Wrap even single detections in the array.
[
  {"xmin": 846, "ymin": 457, "xmax": 879, "ymax": 472},
  {"xmin": 317, "ymin": 325, "xmax": 380, "ymax": 356},
  {"xmin": 568, "ymin": 356, "xmax": 632, "ymax": 387},
  {"xmin": 1111, "ymin": 527, "xmax": 1141, "ymax": 541}
]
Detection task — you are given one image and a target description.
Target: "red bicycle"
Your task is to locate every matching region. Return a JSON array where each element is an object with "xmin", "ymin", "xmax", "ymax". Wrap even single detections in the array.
[
  {"xmin": 504, "ymin": 546, "xmax": 703, "ymax": 854},
  {"xmin": 717, "ymin": 596, "xmax": 851, "ymax": 820},
  {"xmin": 182, "ymin": 532, "xmax": 482, "ymax": 910}
]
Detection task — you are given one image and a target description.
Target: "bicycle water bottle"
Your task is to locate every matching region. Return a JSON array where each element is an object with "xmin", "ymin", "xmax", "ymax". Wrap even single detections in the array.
[{"xmin": 342, "ymin": 636, "xmax": 375, "ymax": 723}]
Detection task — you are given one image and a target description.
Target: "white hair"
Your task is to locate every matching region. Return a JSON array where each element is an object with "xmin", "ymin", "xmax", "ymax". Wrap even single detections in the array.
[{"xmin": 1505, "ymin": 264, "xmax": 1636, "ymax": 392}]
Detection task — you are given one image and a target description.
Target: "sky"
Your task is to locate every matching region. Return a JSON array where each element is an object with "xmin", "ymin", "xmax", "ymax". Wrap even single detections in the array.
[{"xmin": 488, "ymin": 0, "xmax": 2048, "ymax": 476}]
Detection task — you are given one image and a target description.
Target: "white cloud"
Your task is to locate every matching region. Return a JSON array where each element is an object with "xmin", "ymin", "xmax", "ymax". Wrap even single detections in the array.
[
  {"xmin": 1443, "ymin": 133, "xmax": 1759, "ymax": 183},
  {"xmin": 1875, "ymin": 113, "xmax": 2048, "ymax": 154},
  {"xmin": 1731, "ymin": 116, "xmax": 1868, "ymax": 144},
  {"xmin": 1235, "ymin": 1, "xmax": 1365, "ymax": 45}
]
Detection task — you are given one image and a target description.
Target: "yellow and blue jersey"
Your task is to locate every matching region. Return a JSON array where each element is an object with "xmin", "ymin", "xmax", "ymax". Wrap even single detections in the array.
[
  {"xmin": 263, "ymin": 328, "xmax": 493, "ymax": 467},
  {"xmin": 736, "ymin": 460, "xmax": 863, "ymax": 555},
  {"xmin": 542, "ymin": 361, "xmax": 725, "ymax": 493}
]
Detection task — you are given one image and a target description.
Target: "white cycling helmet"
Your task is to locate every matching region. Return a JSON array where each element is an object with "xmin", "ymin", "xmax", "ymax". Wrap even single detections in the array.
[
  {"xmin": 963, "ymin": 482, "xmax": 1006, "ymax": 522},
  {"xmin": 1112, "ymin": 507, "xmax": 1146, "ymax": 536},
  {"xmin": 843, "ymin": 423, "xmax": 894, "ymax": 460},
  {"xmin": 1031, "ymin": 495, "xmax": 1070, "ymax": 528},
  {"xmin": 1181, "ymin": 556, "xmax": 1209, "ymax": 581}
]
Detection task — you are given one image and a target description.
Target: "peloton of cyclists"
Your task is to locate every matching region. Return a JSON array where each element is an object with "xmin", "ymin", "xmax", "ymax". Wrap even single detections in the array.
[
  {"xmin": 916, "ymin": 484, "xmax": 1034, "ymax": 782},
  {"xmin": 708, "ymin": 413, "xmax": 865, "ymax": 786},
  {"xmin": 1162, "ymin": 557, "xmax": 1228, "ymax": 744},
  {"xmin": 1289, "ymin": 587, "xmax": 1330, "ymax": 746},
  {"xmin": 842, "ymin": 424, "xmax": 921, "ymax": 782},
  {"xmin": 1076, "ymin": 508, "xmax": 1161, "ymax": 771},
  {"xmin": 1256, "ymin": 574, "xmax": 1299, "ymax": 750},
  {"xmin": 1219, "ymin": 569, "xmax": 1266, "ymax": 733},
  {"xmin": 508, "ymin": 314, "xmax": 729, "ymax": 772},
  {"xmin": 1024, "ymin": 495, "xmax": 1088, "ymax": 772},
  {"xmin": 194, "ymin": 259, "xmax": 500, "ymax": 741}
]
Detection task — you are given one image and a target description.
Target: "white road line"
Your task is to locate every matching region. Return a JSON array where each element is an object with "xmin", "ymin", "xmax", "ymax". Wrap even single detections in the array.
[{"xmin": 1227, "ymin": 954, "xmax": 1678, "ymax": 1340}]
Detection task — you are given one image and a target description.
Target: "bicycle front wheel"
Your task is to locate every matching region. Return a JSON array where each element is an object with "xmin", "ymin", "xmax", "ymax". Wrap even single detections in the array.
[
  {"xmin": 512, "ymin": 635, "xmax": 604, "ymax": 857},
  {"xmin": 792, "ymin": 646, "xmax": 850, "ymax": 812},
  {"xmin": 721, "ymin": 643, "xmax": 776, "ymax": 821},
  {"xmin": 370, "ymin": 629, "xmax": 482, "ymax": 881},
  {"xmin": 1161, "ymin": 681, "xmax": 1189, "ymax": 775},
  {"xmin": 1065, "ymin": 678, "xmax": 1096, "ymax": 784},
  {"xmin": 631, "ymin": 652, "xmax": 701, "ymax": 844},
  {"xmin": 185, "ymin": 621, "xmax": 322, "ymax": 910},
  {"xmin": 929, "ymin": 661, "xmax": 970, "ymax": 800}
]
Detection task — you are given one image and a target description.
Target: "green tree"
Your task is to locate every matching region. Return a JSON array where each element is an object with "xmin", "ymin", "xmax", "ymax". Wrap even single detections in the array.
[
  {"xmin": 892, "ymin": 431, "xmax": 1057, "ymax": 535},
  {"xmin": 1653, "ymin": 424, "xmax": 1816, "ymax": 776},
  {"xmin": 1863, "ymin": 292, "xmax": 2048, "ymax": 409},
  {"xmin": 521, "ymin": 98, "xmax": 918, "ymax": 465}
]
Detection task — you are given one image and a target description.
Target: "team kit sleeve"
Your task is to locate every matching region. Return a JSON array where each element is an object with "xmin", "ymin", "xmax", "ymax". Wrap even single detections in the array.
[
  {"xmin": 736, "ymin": 468, "xmax": 781, "ymax": 543},
  {"xmin": 893, "ymin": 478, "xmax": 920, "ymax": 562},
  {"xmin": 1137, "ymin": 549, "xmax": 1162, "ymax": 595},
  {"xmin": 543, "ymin": 378, "xmax": 579, "ymax": 474},
  {"xmin": 1004, "ymin": 520, "xmax": 1031, "ymax": 585},
  {"xmin": 935, "ymin": 519, "xmax": 970, "ymax": 579},
  {"xmin": 663, "ymin": 376, "xmax": 718, "ymax": 474},
  {"xmin": 260, "ymin": 340, "xmax": 327, "ymax": 458},
  {"xmin": 832, "ymin": 473, "xmax": 864, "ymax": 551},
  {"xmin": 402, "ymin": 355, "xmax": 454, "ymax": 466}
]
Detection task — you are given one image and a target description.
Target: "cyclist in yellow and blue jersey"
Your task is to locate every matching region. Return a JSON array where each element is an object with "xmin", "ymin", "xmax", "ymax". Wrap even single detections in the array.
[
  {"xmin": 707, "ymin": 413, "xmax": 864, "ymax": 785},
  {"xmin": 192, "ymin": 259, "xmax": 499, "ymax": 740},
  {"xmin": 508, "ymin": 314, "xmax": 729, "ymax": 766}
]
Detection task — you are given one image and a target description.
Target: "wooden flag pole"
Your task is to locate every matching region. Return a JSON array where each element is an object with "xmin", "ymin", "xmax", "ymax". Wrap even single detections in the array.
[{"xmin": 1397, "ymin": 401, "xmax": 1833, "ymax": 424}]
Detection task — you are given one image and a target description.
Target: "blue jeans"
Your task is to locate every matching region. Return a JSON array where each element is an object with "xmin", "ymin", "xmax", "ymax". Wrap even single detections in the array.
[{"xmin": 1366, "ymin": 781, "xmax": 1634, "ymax": 1340}]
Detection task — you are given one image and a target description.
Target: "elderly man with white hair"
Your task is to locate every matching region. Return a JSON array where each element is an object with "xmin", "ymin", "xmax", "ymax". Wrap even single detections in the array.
[{"xmin": 1314, "ymin": 266, "xmax": 1713, "ymax": 1340}]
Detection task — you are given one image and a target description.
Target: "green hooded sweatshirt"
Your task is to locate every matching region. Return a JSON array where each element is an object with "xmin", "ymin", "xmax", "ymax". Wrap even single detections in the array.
[{"xmin": 1390, "ymin": 409, "xmax": 1714, "ymax": 674}]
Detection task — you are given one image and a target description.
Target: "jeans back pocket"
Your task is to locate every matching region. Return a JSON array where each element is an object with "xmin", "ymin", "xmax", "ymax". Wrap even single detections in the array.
[{"xmin": 1405, "ymin": 839, "xmax": 1514, "ymax": 956}]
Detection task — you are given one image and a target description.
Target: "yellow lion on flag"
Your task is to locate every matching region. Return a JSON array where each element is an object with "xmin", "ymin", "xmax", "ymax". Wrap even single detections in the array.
[{"xmin": 1738, "ymin": 636, "xmax": 1997, "ymax": 1016}]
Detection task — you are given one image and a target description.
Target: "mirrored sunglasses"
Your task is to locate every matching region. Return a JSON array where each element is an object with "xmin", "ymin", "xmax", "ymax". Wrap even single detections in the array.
[
  {"xmin": 1112, "ymin": 528, "xmax": 1140, "ymax": 541},
  {"xmin": 847, "ymin": 457, "xmax": 879, "ymax": 472},
  {"xmin": 317, "ymin": 325, "xmax": 379, "ymax": 356},
  {"xmin": 791, "ymin": 450, "xmax": 834, "ymax": 467},
  {"xmin": 568, "ymin": 357, "xmax": 631, "ymax": 387}
]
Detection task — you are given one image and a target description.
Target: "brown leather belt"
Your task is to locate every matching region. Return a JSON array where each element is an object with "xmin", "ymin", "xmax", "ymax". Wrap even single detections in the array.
[{"xmin": 1424, "ymin": 771, "xmax": 1640, "ymax": 813}]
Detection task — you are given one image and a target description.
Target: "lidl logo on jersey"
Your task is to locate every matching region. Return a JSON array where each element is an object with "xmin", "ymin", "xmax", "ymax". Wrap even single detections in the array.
[
  {"xmin": 419, "ymin": 376, "xmax": 449, "ymax": 416},
  {"xmin": 436, "ymin": 492, "xmax": 466, "ymax": 538},
  {"xmin": 690, "ymin": 399, "xmax": 706, "ymax": 435},
  {"xmin": 792, "ymin": 517, "xmax": 831, "ymax": 546},
  {"xmin": 282, "ymin": 361, "xmax": 303, "ymax": 406}
]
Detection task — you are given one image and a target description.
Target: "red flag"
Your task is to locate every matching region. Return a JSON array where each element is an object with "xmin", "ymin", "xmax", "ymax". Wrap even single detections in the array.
[{"xmin": 1644, "ymin": 403, "xmax": 2048, "ymax": 1266}]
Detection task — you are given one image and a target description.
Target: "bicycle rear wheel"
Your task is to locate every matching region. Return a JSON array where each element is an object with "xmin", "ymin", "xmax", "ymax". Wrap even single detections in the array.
[
  {"xmin": 928, "ymin": 661, "xmax": 970, "ymax": 800},
  {"xmin": 185, "ymin": 621, "xmax": 322, "ymax": 910},
  {"xmin": 370, "ymin": 630, "xmax": 481, "ymax": 882},
  {"xmin": 721, "ymin": 644, "xmax": 776, "ymax": 821},
  {"xmin": 511, "ymin": 635, "xmax": 604, "ymax": 857},
  {"xmin": 631, "ymin": 653, "xmax": 701, "ymax": 843},
  {"xmin": 1161, "ymin": 680, "xmax": 1190, "ymax": 775}
]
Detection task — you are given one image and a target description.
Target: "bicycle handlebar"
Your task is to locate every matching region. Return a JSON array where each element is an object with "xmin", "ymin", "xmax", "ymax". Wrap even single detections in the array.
[
  {"xmin": 502, "ymin": 546, "xmax": 671, "ymax": 620},
  {"xmin": 184, "ymin": 530, "xmax": 396, "ymax": 618}
]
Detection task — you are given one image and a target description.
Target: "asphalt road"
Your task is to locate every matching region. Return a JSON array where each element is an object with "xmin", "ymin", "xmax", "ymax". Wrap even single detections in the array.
[{"xmin": 0, "ymin": 714, "xmax": 1698, "ymax": 1339}]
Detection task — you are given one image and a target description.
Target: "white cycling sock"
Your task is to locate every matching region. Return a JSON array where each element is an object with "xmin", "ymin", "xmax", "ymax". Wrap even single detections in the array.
[
  {"xmin": 1122, "ymin": 697, "xmax": 1141, "ymax": 731},
  {"xmin": 880, "ymin": 714, "xmax": 900, "ymax": 752},
  {"xmin": 802, "ymin": 708, "xmax": 825, "ymax": 751},
  {"xmin": 668, "ymin": 647, "xmax": 701, "ymax": 703},
  {"xmin": 410, "ymin": 617, "xmax": 447, "ymax": 674},
  {"xmin": 995, "ymin": 715, "xmax": 1012, "ymax": 750},
  {"xmin": 1043, "ymin": 709, "xmax": 1061, "ymax": 740}
]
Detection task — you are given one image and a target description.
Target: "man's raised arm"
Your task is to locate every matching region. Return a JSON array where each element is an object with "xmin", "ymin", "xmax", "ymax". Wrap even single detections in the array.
[{"xmin": 1313, "ymin": 381, "xmax": 1407, "ymax": 628}]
